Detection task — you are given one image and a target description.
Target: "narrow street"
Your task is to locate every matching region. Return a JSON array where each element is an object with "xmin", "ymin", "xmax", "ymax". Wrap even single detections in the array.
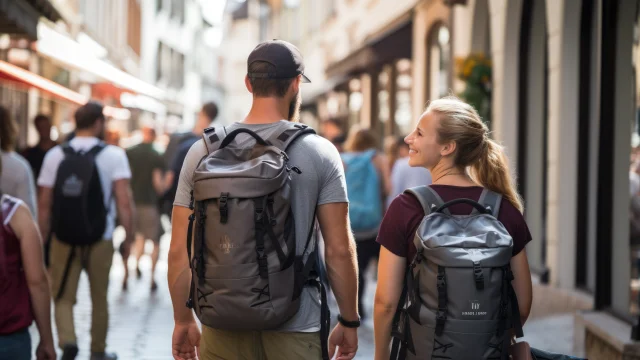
[{"xmin": 30, "ymin": 228, "xmax": 582, "ymax": 359}]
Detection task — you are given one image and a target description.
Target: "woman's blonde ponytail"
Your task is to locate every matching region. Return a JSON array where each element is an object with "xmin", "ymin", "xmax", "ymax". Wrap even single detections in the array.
[{"xmin": 469, "ymin": 139, "xmax": 524, "ymax": 213}]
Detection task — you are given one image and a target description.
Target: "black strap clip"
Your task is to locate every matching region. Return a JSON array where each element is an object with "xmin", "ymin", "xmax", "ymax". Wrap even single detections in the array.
[
  {"xmin": 189, "ymin": 190, "xmax": 195, "ymax": 210},
  {"xmin": 435, "ymin": 267, "xmax": 447, "ymax": 335},
  {"xmin": 219, "ymin": 193, "xmax": 229, "ymax": 224},
  {"xmin": 473, "ymin": 261, "xmax": 485, "ymax": 290},
  {"xmin": 257, "ymin": 251, "xmax": 268, "ymax": 279}
]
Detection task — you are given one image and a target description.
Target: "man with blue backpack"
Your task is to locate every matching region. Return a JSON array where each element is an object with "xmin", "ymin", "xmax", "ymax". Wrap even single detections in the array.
[{"xmin": 38, "ymin": 102, "xmax": 135, "ymax": 360}]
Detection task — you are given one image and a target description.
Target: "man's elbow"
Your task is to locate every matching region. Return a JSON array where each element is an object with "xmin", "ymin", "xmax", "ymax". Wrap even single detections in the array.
[{"xmin": 325, "ymin": 239, "xmax": 355, "ymax": 260}]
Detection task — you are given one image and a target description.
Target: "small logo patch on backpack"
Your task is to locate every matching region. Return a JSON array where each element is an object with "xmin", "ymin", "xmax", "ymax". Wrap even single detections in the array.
[
  {"xmin": 462, "ymin": 300, "xmax": 487, "ymax": 316},
  {"xmin": 62, "ymin": 175, "xmax": 83, "ymax": 197},
  {"xmin": 219, "ymin": 235, "xmax": 237, "ymax": 254}
]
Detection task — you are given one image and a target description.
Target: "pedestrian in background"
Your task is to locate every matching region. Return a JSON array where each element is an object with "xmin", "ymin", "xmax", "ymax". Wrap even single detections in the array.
[
  {"xmin": 373, "ymin": 96, "xmax": 533, "ymax": 359},
  {"xmin": 22, "ymin": 114, "xmax": 58, "ymax": 181},
  {"xmin": 386, "ymin": 135, "xmax": 432, "ymax": 208},
  {"xmin": 0, "ymin": 155, "xmax": 56, "ymax": 360},
  {"xmin": 125, "ymin": 125, "xmax": 166, "ymax": 291},
  {"xmin": 0, "ymin": 106, "xmax": 38, "ymax": 217},
  {"xmin": 341, "ymin": 125, "xmax": 391, "ymax": 320},
  {"xmin": 161, "ymin": 102, "xmax": 219, "ymax": 220},
  {"xmin": 320, "ymin": 118, "xmax": 347, "ymax": 152},
  {"xmin": 37, "ymin": 101, "xmax": 135, "ymax": 360}
]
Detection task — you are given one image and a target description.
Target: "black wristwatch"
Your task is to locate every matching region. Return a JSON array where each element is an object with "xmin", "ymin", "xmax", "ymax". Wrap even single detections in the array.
[{"xmin": 337, "ymin": 314, "xmax": 361, "ymax": 328}]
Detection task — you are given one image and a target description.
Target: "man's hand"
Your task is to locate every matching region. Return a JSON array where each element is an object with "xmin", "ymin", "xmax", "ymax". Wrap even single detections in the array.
[
  {"xmin": 36, "ymin": 340, "xmax": 56, "ymax": 360},
  {"xmin": 172, "ymin": 321, "xmax": 201, "ymax": 360},
  {"xmin": 328, "ymin": 323, "xmax": 358, "ymax": 360}
]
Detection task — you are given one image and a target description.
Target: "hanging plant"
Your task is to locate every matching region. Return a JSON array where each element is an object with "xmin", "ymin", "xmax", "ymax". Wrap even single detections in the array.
[{"xmin": 455, "ymin": 53, "xmax": 492, "ymax": 128}]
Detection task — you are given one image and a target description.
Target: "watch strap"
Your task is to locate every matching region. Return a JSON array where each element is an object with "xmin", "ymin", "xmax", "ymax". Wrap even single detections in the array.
[{"xmin": 337, "ymin": 314, "xmax": 361, "ymax": 328}]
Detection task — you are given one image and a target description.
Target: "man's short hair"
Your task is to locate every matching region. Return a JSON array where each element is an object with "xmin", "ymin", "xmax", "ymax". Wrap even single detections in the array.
[
  {"xmin": 201, "ymin": 102, "xmax": 219, "ymax": 121},
  {"xmin": 248, "ymin": 61, "xmax": 295, "ymax": 97},
  {"xmin": 74, "ymin": 102, "xmax": 104, "ymax": 130},
  {"xmin": 34, "ymin": 114, "xmax": 50, "ymax": 126}
]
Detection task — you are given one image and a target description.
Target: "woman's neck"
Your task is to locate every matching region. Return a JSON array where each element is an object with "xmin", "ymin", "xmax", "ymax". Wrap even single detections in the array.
[{"xmin": 430, "ymin": 163, "xmax": 476, "ymax": 186}]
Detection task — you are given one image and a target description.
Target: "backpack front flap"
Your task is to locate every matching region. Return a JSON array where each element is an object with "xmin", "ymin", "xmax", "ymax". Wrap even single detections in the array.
[
  {"xmin": 402, "ymin": 187, "xmax": 519, "ymax": 360},
  {"xmin": 190, "ymin": 124, "xmax": 315, "ymax": 331}
]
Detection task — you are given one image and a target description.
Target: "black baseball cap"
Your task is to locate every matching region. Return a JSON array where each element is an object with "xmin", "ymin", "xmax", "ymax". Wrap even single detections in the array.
[{"xmin": 247, "ymin": 40, "xmax": 311, "ymax": 83}]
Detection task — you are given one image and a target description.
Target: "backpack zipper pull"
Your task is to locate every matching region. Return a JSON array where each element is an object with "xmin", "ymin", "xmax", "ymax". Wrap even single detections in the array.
[{"xmin": 291, "ymin": 166, "xmax": 302, "ymax": 174}]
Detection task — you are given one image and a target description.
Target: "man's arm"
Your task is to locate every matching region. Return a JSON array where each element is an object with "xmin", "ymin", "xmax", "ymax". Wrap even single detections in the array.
[
  {"xmin": 318, "ymin": 202, "xmax": 359, "ymax": 321},
  {"xmin": 37, "ymin": 187, "xmax": 53, "ymax": 242},
  {"xmin": 113, "ymin": 179, "xmax": 135, "ymax": 244},
  {"xmin": 168, "ymin": 205, "xmax": 195, "ymax": 324},
  {"xmin": 152, "ymin": 169, "xmax": 165, "ymax": 195}
]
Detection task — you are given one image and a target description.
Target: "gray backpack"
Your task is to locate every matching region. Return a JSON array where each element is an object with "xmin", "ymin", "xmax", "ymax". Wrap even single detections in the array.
[
  {"xmin": 391, "ymin": 186, "xmax": 524, "ymax": 360},
  {"xmin": 185, "ymin": 123, "xmax": 329, "ymax": 338}
]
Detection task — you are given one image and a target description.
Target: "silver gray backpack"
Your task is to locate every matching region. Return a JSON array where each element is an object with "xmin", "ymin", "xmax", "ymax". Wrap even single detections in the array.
[
  {"xmin": 184, "ymin": 123, "xmax": 330, "ymax": 344},
  {"xmin": 391, "ymin": 186, "xmax": 524, "ymax": 360}
]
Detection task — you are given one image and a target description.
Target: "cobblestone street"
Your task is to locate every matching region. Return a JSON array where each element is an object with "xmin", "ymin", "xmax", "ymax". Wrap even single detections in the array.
[{"xmin": 30, "ymin": 230, "xmax": 583, "ymax": 359}]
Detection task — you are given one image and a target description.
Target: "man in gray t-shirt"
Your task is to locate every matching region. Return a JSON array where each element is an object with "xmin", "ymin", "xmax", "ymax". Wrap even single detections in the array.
[{"xmin": 169, "ymin": 40, "xmax": 360, "ymax": 360}]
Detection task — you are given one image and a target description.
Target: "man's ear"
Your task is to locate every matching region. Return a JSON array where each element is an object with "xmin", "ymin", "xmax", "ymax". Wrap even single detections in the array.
[
  {"xmin": 441, "ymin": 140, "xmax": 457, "ymax": 157},
  {"xmin": 245, "ymin": 75, "xmax": 253, "ymax": 93},
  {"xmin": 290, "ymin": 76, "xmax": 301, "ymax": 95}
]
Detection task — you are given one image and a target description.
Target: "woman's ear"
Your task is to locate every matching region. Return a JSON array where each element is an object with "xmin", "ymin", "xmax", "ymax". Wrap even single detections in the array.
[{"xmin": 441, "ymin": 141, "xmax": 457, "ymax": 157}]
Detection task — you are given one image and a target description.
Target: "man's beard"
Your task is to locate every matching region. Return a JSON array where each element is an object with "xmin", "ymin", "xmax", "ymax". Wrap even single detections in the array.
[{"xmin": 288, "ymin": 91, "xmax": 301, "ymax": 122}]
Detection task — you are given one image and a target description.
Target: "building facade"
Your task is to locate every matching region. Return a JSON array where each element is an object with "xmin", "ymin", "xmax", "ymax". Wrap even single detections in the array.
[{"xmin": 139, "ymin": 0, "xmax": 224, "ymax": 132}]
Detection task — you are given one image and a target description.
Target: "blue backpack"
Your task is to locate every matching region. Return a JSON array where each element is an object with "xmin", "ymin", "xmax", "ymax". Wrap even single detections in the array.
[{"xmin": 341, "ymin": 149, "xmax": 383, "ymax": 232}]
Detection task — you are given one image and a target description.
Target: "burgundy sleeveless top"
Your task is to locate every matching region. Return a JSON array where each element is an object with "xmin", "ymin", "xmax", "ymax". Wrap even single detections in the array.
[{"xmin": 0, "ymin": 195, "xmax": 33, "ymax": 334}]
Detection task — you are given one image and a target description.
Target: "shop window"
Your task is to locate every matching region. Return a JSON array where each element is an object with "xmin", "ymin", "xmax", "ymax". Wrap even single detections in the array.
[
  {"xmin": 428, "ymin": 24, "xmax": 451, "ymax": 100},
  {"xmin": 395, "ymin": 59, "xmax": 413, "ymax": 136}
]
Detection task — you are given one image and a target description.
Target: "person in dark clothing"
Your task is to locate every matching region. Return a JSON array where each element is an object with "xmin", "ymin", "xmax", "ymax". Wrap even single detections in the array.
[
  {"xmin": 22, "ymin": 115, "xmax": 58, "ymax": 180},
  {"xmin": 162, "ymin": 102, "xmax": 219, "ymax": 218}
]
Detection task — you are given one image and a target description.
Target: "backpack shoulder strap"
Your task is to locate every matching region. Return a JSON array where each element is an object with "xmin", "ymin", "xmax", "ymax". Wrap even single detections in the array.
[
  {"xmin": 404, "ymin": 186, "xmax": 451, "ymax": 216},
  {"xmin": 61, "ymin": 142, "xmax": 76, "ymax": 156},
  {"xmin": 86, "ymin": 142, "xmax": 107, "ymax": 158},
  {"xmin": 474, "ymin": 188, "xmax": 503, "ymax": 217},
  {"xmin": 268, "ymin": 123, "xmax": 316, "ymax": 152},
  {"xmin": 201, "ymin": 126, "xmax": 228, "ymax": 154}
]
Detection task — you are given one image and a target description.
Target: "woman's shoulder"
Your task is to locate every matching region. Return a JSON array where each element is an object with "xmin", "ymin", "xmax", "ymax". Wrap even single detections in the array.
[
  {"xmin": 496, "ymin": 196, "xmax": 526, "ymax": 225},
  {"xmin": 1, "ymin": 194, "xmax": 24, "ymax": 226},
  {"xmin": 390, "ymin": 192, "xmax": 424, "ymax": 213}
]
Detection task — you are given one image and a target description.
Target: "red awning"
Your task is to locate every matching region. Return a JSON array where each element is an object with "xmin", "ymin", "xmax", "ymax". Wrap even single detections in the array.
[
  {"xmin": 0, "ymin": 60, "xmax": 131, "ymax": 120},
  {"xmin": 0, "ymin": 59, "xmax": 86, "ymax": 104}
]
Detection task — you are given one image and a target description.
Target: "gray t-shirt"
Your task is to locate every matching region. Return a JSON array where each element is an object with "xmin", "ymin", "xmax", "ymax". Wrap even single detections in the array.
[
  {"xmin": 174, "ymin": 120, "xmax": 348, "ymax": 332},
  {"xmin": 1, "ymin": 151, "xmax": 37, "ymax": 218}
]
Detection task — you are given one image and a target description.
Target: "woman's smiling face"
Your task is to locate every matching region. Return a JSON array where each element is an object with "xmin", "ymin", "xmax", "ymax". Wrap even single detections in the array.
[{"xmin": 404, "ymin": 111, "xmax": 444, "ymax": 169}]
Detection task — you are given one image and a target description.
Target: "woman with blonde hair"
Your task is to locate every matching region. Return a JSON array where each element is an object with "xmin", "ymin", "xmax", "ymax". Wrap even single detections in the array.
[{"xmin": 373, "ymin": 96, "xmax": 533, "ymax": 359}]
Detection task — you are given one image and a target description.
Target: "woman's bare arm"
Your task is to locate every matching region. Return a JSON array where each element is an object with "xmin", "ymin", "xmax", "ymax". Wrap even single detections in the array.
[
  {"xmin": 373, "ymin": 246, "xmax": 406, "ymax": 360},
  {"xmin": 11, "ymin": 204, "xmax": 54, "ymax": 347}
]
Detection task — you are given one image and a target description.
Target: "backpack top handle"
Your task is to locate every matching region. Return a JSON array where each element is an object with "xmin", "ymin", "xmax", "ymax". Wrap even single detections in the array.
[
  {"xmin": 434, "ymin": 198, "xmax": 493, "ymax": 215},
  {"xmin": 219, "ymin": 128, "xmax": 270, "ymax": 149}
]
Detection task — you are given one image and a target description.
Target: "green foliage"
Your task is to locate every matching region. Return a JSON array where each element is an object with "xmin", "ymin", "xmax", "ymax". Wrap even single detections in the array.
[{"xmin": 455, "ymin": 53, "xmax": 492, "ymax": 128}]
